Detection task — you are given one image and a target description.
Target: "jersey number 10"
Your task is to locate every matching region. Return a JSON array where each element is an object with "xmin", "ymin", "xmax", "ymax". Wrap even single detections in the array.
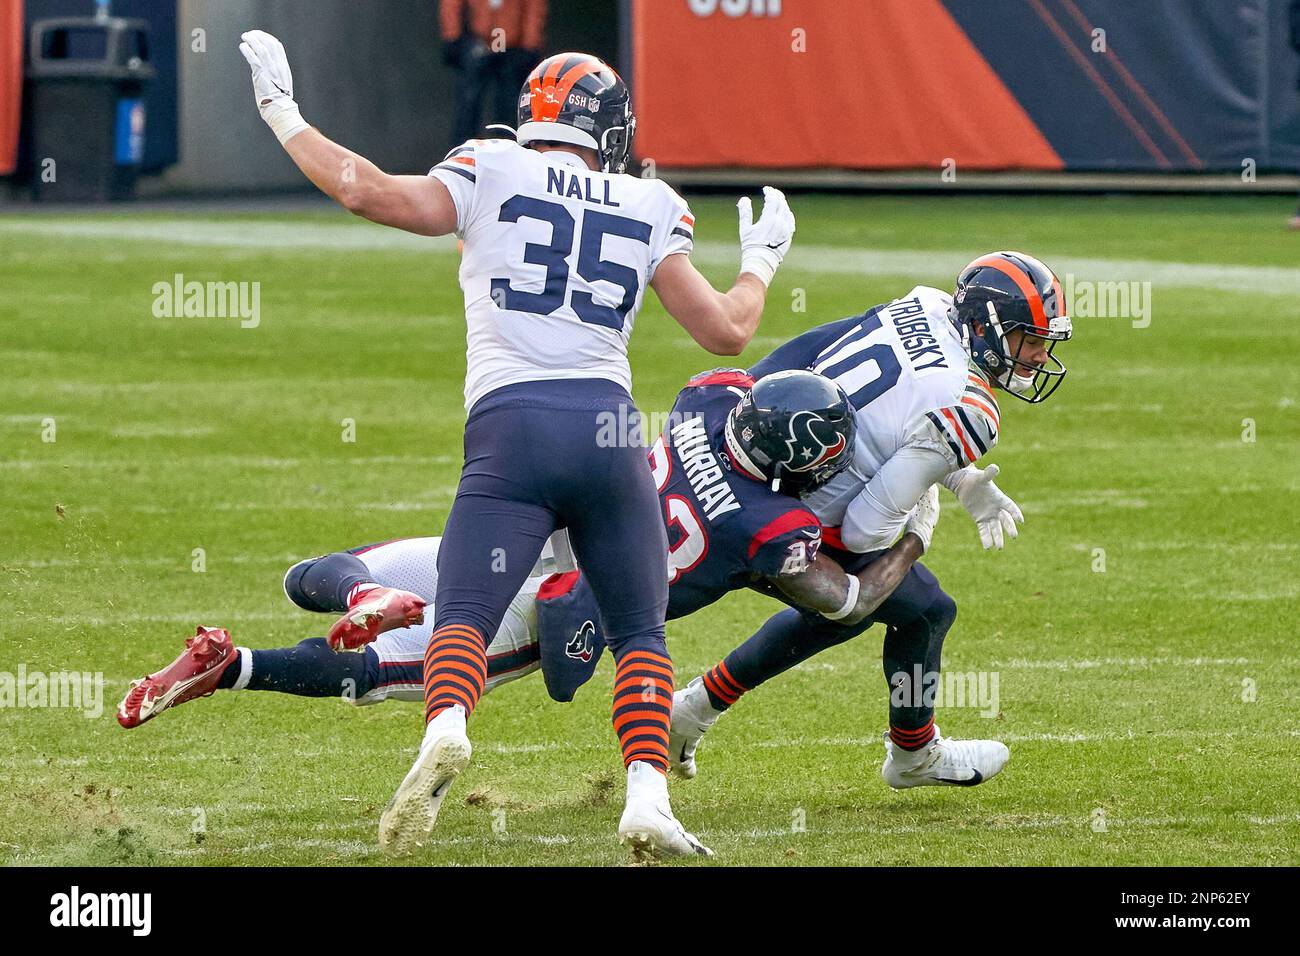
[{"xmin": 491, "ymin": 195, "xmax": 652, "ymax": 331}]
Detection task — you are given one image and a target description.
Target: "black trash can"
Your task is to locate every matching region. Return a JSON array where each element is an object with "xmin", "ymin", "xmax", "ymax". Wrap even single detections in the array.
[{"xmin": 27, "ymin": 16, "xmax": 155, "ymax": 202}]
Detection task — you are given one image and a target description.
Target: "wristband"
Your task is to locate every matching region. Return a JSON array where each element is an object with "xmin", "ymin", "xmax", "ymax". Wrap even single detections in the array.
[
  {"xmin": 822, "ymin": 574, "xmax": 860, "ymax": 621},
  {"xmin": 265, "ymin": 102, "xmax": 310, "ymax": 145},
  {"xmin": 739, "ymin": 249, "xmax": 778, "ymax": 287}
]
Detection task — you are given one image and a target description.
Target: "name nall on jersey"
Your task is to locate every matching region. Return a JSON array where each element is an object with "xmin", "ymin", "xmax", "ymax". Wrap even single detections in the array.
[
  {"xmin": 669, "ymin": 415, "xmax": 742, "ymax": 520},
  {"xmin": 887, "ymin": 296, "xmax": 949, "ymax": 372},
  {"xmin": 546, "ymin": 167, "xmax": 620, "ymax": 207}
]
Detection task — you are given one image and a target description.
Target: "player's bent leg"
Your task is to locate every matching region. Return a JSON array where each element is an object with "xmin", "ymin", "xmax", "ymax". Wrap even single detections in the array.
[
  {"xmin": 283, "ymin": 551, "xmax": 373, "ymax": 613},
  {"xmin": 876, "ymin": 581, "xmax": 1008, "ymax": 788},
  {"xmin": 284, "ymin": 551, "xmax": 426, "ymax": 651},
  {"xmin": 383, "ymin": 391, "xmax": 559, "ymax": 855},
  {"xmin": 672, "ymin": 605, "xmax": 871, "ymax": 778},
  {"xmin": 562, "ymin": 416, "xmax": 710, "ymax": 859}
]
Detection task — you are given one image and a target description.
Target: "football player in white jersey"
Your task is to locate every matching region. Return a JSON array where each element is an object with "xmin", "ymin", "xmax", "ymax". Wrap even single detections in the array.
[
  {"xmin": 670, "ymin": 251, "xmax": 1073, "ymax": 789},
  {"xmin": 239, "ymin": 33, "xmax": 797, "ymax": 859}
]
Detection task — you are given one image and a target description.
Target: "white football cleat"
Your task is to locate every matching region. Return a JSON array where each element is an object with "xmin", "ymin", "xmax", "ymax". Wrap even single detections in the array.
[
  {"xmin": 667, "ymin": 676, "xmax": 723, "ymax": 780},
  {"xmin": 617, "ymin": 761, "xmax": 714, "ymax": 860},
  {"xmin": 379, "ymin": 705, "xmax": 471, "ymax": 856},
  {"xmin": 881, "ymin": 726, "xmax": 1009, "ymax": 789}
]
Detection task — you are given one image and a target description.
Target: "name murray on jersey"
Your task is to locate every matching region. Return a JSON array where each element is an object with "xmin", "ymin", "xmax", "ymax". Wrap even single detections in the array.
[
  {"xmin": 888, "ymin": 296, "xmax": 949, "ymax": 372},
  {"xmin": 670, "ymin": 415, "xmax": 742, "ymax": 521}
]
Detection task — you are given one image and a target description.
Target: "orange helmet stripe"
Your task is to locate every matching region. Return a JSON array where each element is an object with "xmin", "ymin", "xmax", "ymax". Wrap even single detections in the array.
[
  {"xmin": 528, "ymin": 55, "xmax": 606, "ymax": 125},
  {"xmin": 552, "ymin": 59, "xmax": 604, "ymax": 114},
  {"xmin": 969, "ymin": 254, "xmax": 1048, "ymax": 332}
]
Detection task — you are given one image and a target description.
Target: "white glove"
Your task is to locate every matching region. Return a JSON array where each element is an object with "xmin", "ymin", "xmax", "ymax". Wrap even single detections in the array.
[
  {"xmin": 903, "ymin": 484, "xmax": 940, "ymax": 554},
  {"xmin": 737, "ymin": 186, "xmax": 795, "ymax": 286},
  {"xmin": 944, "ymin": 463, "xmax": 1023, "ymax": 550},
  {"xmin": 239, "ymin": 30, "xmax": 310, "ymax": 145}
]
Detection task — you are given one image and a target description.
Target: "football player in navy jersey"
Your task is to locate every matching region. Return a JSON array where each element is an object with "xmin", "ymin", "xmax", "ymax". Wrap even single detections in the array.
[{"xmin": 651, "ymin": 368, "xmax": 934, "ymax": 628}]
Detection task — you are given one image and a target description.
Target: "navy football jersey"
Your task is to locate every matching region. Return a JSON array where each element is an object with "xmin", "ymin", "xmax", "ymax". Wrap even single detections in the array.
[{"xmin": 653, "ymin": 369, "xmax": 824, "ymax": 620}]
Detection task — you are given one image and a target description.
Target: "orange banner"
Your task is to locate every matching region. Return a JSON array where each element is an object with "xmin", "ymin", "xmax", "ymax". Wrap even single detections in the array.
[
  {"xmin": 0, "ymin": 0, "xmax": 20, "ymax": 175},
  {"xmin": 631, "ymin": 0, "xmax": 1062, "ymax": 170}
]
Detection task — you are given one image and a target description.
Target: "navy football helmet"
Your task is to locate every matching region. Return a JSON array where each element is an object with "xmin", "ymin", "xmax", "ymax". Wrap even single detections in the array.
[
  {"xmin": 724, "ymin": 370, "xmax": 856, "ymax": 497},
  {"xmin": 952, "ymin": 251, "xmax": 1072, "ymax": 403},
  {"xmin": 516, "ymin": 53, "xmax": 635, "ymax": 174}
]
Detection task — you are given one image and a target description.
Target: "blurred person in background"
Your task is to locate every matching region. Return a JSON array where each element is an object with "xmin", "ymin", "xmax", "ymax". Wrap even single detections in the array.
[
  {"xmin": 1292, "ymin": 0, "xmax": 1300, "ymax": 229},
  {"xmin": 442, "ymin": 0, "xmax": 547, "ymax": 150}
]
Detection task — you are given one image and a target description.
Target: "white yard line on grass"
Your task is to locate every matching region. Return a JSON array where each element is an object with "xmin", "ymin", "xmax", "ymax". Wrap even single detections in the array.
[{"xmin": 2, "ymin": 218, "xmax": 1298, "ymax": 294}]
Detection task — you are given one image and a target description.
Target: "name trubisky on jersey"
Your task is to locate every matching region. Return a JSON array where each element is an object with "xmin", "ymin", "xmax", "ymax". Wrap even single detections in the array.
[{"xmin": 887, "ymin": 296, "xmax": 949, "ymax": 373}]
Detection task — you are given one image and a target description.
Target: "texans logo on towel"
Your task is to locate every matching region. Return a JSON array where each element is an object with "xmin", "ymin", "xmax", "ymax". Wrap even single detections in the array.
[{"xmin": 566, "ymin": 620, "xmax": 596, "ymax": 662}]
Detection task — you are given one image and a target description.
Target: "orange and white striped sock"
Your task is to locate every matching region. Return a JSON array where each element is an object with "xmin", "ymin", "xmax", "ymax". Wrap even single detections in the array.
[
  {"xmin": 611, "ymin": 648, "xmax": 673, "ymax": 773},
  {"xmin": 423, "ymin": 624, "xmax": 487, "ymax": 724}
]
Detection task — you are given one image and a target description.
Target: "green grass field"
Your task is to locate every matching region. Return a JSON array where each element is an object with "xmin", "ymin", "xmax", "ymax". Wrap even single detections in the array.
[{"xmin": 2, "ymin": 193, "xmax": 1298, "ymax": 866}]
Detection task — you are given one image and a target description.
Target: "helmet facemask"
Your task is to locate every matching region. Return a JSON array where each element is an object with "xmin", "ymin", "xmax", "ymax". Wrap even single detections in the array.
[
  {"xmin": 975, "ymin": 300, "xmax": 1071, "ymax": 404},
  {"xmin": 600, "ymin": 112, "xmax": 636, "ymax": 174}
]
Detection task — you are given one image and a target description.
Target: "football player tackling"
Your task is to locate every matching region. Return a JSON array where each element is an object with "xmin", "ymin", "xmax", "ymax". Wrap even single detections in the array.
[
  {"xmin": 239, "ymin": 32, "xmax": 797, "ymax": 858},
  {"xmin": 671, "ymin": 252, "xmax": 1073, "ymax": 789}
]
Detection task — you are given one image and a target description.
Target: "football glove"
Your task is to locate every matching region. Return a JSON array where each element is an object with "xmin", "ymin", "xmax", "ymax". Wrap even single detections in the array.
[
  {"xmin": 944, "ymin": 463, "xmax": 1023, "ymax": 551},
  {"xmin": 239, "ymin": 30, "xmax": 310, "ymax": 145},
  {"xmin": 737, "ymin": 186, "xmax": 796, "ymax": 286},
  {"xmin": 903, "ymin": 484, "xmax": 940, "ymax": 554}
]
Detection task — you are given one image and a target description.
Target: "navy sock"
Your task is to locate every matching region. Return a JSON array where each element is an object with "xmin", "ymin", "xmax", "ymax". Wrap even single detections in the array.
[
  {"xmin": 218, "ymin": 638, "xmax": 375, "ymax": 698},
  {"xmin": 283, "ymin": 552, "xmax": 373, "ymax": 614},
  {"xmin": 882, "ymin": 591, "xmax": 956, "ymax": 748}
]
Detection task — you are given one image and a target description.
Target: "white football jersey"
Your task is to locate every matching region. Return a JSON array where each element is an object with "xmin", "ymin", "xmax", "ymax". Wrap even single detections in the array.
[
  {"xmin": 803, "ymin": 286, "xmax": 1001, "ymax": 528},
  {"xmin": 430, "ymin": 139, "xmax": 695, "ymax": 410}
]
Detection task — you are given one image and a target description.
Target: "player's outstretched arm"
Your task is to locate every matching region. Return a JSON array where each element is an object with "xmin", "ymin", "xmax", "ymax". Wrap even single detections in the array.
[
  {"xmin": 239, "ymin": 31, "xmax": 457, "ymax": 237},
  {"xmin": 651, "ymin": 187, "xmax": 796, "ymax": 356}
]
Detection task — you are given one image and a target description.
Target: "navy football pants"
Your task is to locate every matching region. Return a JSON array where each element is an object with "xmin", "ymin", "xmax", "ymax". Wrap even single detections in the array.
[
  {"xmin": 723, "ymin": 553, "xmax": 956, "ymax": 735},
  {"xmin": 434, "ymin": 379, "xmax": 669, "ymax": 654}
]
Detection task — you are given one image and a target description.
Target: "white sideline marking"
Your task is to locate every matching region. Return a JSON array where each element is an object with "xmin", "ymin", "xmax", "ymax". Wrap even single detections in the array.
[
  {"xmin": 0, "ymin": 218, "xmax": 457, "ymax": 252},
  {"xmin": 37, "ymin": 610, "xmax": 301, "ymax": 626},
  {"xmin": 0, "ymin": 454, "xmax": 457, "ymax": 470},
  {"xmin": 1, "ymin": 218, "xmax": 1297, "ymax": 294},
  {"xmin": 6, "ymin": 553, "xmax": 300, "ymax": 569}
]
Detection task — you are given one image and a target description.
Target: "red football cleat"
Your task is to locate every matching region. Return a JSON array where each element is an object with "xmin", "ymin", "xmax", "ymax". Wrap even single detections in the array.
[
  {"xmin": 326, "ymin": 586, "xmax": 426, "ymax": 652},
  {"xmin": 117, "ymin": 626, "xmax": 237, "ymax": 729}
]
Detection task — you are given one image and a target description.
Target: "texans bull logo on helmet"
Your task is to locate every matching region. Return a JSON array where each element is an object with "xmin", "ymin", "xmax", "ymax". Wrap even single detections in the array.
[{"xmin": 781, "ymin": 410, "xmax": 849, "ymax": 473}]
